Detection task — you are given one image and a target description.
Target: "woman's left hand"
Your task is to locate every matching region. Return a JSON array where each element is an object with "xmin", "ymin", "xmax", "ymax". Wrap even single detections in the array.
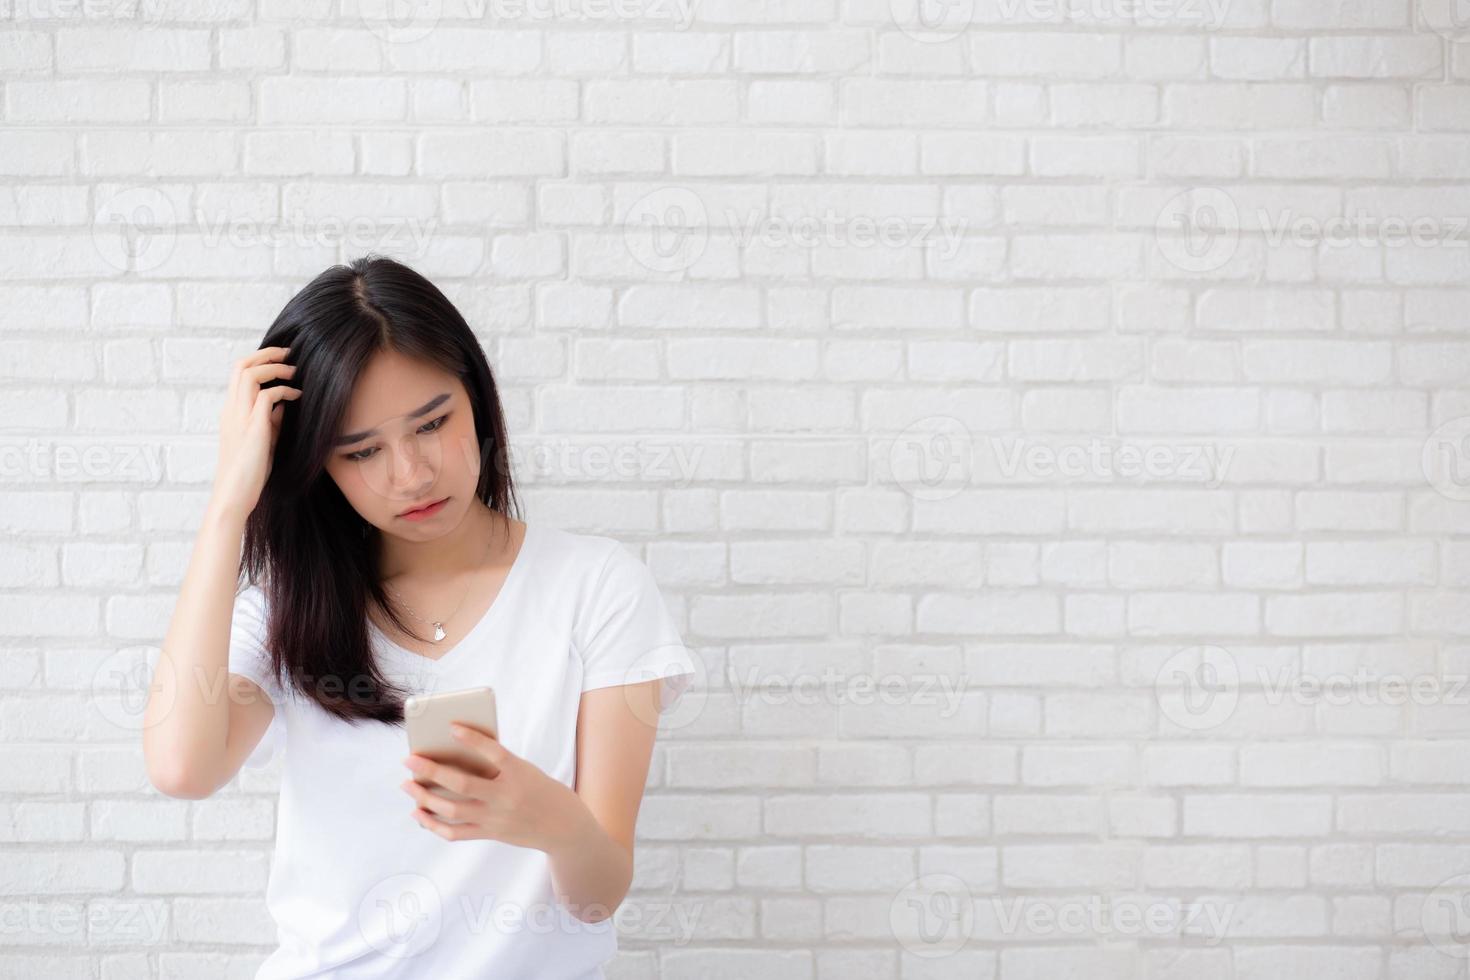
[{"xmin": 400, "ymin": 724, "xmax": 589, "ymax": 852}]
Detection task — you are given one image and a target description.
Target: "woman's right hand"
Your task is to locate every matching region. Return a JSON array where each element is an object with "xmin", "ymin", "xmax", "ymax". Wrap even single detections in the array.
[{"xmin": 210, "ymin": 345, "xmax": 301, "ymax": 519}]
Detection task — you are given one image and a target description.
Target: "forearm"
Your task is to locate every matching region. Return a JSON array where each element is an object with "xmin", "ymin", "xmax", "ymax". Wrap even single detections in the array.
[
  {"xmin": 543, "ymin": 796, "xmax": 633, "ymax": 923},
  {"xmin": 143, "ymin": 497, "xmax": 248, "ymax": 793}
]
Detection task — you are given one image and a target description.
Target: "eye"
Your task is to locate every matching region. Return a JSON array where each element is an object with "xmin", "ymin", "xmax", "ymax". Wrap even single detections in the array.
[{"xmin": 342, "ymin": 415, "xmax": 449, "ymax": 463}]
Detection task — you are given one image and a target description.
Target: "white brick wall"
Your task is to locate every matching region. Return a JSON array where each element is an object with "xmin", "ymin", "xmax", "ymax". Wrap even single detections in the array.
[{"xmin": 2, "ymin": 1, "xmax": 1469, "ymax": 977}]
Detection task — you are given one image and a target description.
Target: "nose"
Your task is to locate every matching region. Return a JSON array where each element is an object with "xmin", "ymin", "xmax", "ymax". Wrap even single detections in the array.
[{"xmin": 387, "ymin": 433, "xmax": 435, "ymax": 497}]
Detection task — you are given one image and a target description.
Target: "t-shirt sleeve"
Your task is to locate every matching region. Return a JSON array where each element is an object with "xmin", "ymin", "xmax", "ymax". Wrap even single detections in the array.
[
  {"xmin": 573, "ymin": 542, "xmax": 696, "ymax": 715},
  {"xmin": 227, "ymin": 585, "xmax": 285, "ymax": 770}
]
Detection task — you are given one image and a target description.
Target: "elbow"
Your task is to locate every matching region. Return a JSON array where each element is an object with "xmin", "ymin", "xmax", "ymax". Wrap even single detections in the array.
[
  {"xmin": 573, "ymin": 900, "xmax": 622, "ymax": 924},
  {"xmin": 150, "ymin": 770, "xmax": 216, "ymax": 801},
  {"xmin": 144, "ymin": 754, "xmax": 218, "ymax": 801}
]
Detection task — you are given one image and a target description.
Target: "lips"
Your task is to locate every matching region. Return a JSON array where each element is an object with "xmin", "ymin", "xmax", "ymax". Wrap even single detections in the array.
[{"xmin": 399, "ymin": 497, "xmax": 448, "ymax": 518}]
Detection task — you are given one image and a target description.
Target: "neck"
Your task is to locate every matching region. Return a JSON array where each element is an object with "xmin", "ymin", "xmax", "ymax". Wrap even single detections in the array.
[{"xmin": 376, "ymin": 500, "xmax": 504, "ymax": 583}]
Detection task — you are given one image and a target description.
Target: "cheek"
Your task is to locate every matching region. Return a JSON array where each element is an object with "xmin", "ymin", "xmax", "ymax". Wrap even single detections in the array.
[
  {"xmin": 325, "ymin": 461, "xmax": 371, "ymax": 509},
  {"xmin": 446, "ymin": 421, "xmax": 482, "ymax": 478}
]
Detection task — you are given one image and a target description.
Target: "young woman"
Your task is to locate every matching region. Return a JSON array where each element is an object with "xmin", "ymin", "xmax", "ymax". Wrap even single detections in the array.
[{"xmin": 142, "ymin": 255, "xmax": 696, "ymax": 979}]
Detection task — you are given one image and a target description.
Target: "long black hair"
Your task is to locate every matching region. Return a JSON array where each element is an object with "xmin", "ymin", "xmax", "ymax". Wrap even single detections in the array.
[{"xmin": 238, "ymin": 254, "xmax": 521, "ymax": 725}]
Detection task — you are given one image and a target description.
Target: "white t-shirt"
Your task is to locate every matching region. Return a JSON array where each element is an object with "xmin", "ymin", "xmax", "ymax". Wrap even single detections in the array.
[{"xmin": 227, "ymin": 522, "xmax": 697, "ymax": 980}]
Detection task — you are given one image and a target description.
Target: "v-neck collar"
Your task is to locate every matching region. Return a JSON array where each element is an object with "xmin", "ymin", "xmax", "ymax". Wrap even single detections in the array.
[{"xmin": 370, "ymin": 522, "xmax": 537, "ymax": 672}]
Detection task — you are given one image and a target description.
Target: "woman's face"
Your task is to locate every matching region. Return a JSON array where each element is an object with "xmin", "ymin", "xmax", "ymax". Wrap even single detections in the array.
[{"xmin": 323, "ymin": 348, "xmax": 483, "ymax": 538}]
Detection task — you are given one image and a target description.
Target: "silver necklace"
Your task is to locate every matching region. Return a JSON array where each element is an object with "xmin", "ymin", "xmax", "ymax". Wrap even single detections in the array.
[{"xmin": 382, "ymin": 529, "xmax": 498, "ymax": 644}]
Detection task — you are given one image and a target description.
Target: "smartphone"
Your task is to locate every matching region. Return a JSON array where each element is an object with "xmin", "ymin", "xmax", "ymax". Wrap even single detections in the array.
[{"xmin": 404, "ymin": 687, "xmax": 499, "ymax": 821}]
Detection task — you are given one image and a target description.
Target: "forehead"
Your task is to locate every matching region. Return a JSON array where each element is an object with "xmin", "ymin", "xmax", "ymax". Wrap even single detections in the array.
[{"xmin": 339, "ymin": 349, "xmax": 460, "ymax": 428}]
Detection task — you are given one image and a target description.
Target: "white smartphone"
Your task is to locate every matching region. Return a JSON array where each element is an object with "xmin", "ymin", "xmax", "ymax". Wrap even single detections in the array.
[{"xmin": 404, "ymin": 687, "xmax": 499, "ymax": 820}]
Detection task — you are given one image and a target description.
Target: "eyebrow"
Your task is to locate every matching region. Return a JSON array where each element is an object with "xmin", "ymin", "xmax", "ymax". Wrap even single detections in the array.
[{"xmin": 333, "ymin": 393, "xmax": 451, "ymax": 447}]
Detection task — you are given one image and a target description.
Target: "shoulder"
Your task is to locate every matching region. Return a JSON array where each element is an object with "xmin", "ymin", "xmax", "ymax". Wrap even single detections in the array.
[
  {"xmin": 228, "ymin": 581, "xmax": 270, "ymax": 636},
  {"xmin": 528, "ymin": 523, "xmax": 642, "ymax": 582},
  {"xmin": 527, "ymin": 524, "xmax": 657, "ymax": 613}
]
